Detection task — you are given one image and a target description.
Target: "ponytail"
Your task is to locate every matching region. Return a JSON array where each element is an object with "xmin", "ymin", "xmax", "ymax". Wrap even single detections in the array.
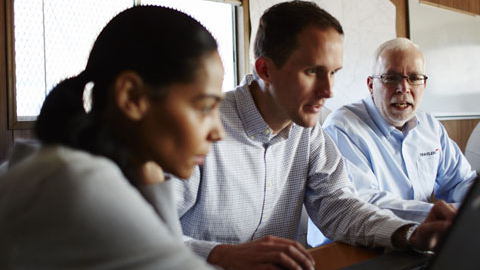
[
  {"xmin": 35, "ymin": 71, "xmax": 136, "ymax": 184},
  {"xmin": 35, "ymin": 71, "xmax": 90, "ymax": 146}
]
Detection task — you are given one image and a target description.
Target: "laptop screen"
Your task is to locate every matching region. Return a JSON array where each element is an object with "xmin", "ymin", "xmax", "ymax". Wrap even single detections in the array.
[{"xmin": 428, "ymin": 174, "xmax": 480, "ymax": 270}]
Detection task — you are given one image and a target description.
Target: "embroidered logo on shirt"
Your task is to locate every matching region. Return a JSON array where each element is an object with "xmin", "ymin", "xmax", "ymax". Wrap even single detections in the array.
[{"xmin": 420, "ymin": 148, "xmax": 439, "ymax": 157}]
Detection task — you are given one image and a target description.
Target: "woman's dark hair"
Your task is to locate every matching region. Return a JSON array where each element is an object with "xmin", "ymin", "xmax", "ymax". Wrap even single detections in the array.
[
  {"xmin": 254, "ymin": 1, "xmax": 343, "ymax": 68},
  {"xmin": 35, "ymin": 6, "xmax": 218, "ymax": 183}
]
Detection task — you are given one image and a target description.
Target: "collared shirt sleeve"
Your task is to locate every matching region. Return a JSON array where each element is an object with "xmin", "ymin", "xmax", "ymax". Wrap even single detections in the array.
[
  {"xmin": 305, "ymin": 126, "xmax": 411, "ymax": 248},
  {"xmin": 171, "ymin": 166, "xmax": 223, "ymax": 259},
  {"xmin": 183, "ymin": 236, "xmax": 221, "ymax": 259}
]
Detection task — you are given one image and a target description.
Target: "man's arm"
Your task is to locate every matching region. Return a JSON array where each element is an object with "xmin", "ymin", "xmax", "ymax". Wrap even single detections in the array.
[
  {"xmin": 305, "ymin": 127, "xmax": 411, "ymax": 248},
  {"xmin": 393, "ymin": 201, "xmax": 456, "ymax": 251}
]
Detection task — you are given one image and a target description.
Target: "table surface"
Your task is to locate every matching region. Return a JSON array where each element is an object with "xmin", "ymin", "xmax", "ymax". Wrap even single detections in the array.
[{"xmin": 307, "ymin": 242, "xmax": 383, "ymax": 270}]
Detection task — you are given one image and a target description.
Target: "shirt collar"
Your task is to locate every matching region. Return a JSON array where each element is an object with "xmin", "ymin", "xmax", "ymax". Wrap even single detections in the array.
[
  {"xmin": 364, "ymin": 95, "xmax": 419, "ymax": 138},
  {"xmin": 234, "ymin": 74, "xmax": 291, "ymax": 144}
]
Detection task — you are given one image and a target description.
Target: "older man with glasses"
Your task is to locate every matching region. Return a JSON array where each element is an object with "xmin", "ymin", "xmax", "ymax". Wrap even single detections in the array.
[{"xmin": 308, "ymin": 38, "xmax": 476, "ymax": 247}]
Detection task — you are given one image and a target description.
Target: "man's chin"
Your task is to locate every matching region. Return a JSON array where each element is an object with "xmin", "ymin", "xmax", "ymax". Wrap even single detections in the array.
[
  {"xmin": 295, "ymin": 114, "xmax": 319, "ymax": 128},
  {"xmin": 387, "ymin": 116, "xmax": 411, "ymax": 128}
]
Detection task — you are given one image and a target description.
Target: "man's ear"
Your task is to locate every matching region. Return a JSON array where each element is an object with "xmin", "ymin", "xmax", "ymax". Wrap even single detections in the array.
[
  {"xmin": 255, "ymin": 57, "xmax": 275, "ymax": 84},
  {"xmin": 367, "ymin": 76, "xmax": 374, "ymax": 95},
  {"xmin": 114, "ymin": 71, "xmax": 150, "ymax": 121}
]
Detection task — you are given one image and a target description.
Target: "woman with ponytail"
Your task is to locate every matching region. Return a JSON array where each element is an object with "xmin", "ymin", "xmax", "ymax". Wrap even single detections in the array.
[{"xmin": 0, "ymin": 6, "xmax": 224, "ymax": 269}]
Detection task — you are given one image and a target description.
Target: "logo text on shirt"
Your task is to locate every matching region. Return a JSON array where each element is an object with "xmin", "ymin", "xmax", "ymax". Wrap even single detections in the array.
[{"xmin": 420, "ymin": 148, "xmax": 439, "ymax": 157}]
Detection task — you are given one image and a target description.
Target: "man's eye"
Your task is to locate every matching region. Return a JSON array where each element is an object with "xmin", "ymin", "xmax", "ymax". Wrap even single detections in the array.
[
  {"xmin": 409, "ymin": 75, "xmax": 422, "ymax": 81},
  {"xmin": 384, "ymin": 75, "xmax": 400, "ymax": 82}
]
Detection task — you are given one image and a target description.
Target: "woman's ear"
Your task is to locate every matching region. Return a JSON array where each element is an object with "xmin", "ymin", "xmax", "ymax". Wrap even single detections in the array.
[{"xmin": 114, "ymin": 71, "xmax": 150, "ymax": 121}]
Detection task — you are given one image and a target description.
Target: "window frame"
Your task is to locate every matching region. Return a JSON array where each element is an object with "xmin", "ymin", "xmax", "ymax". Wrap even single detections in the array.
[{"xmin": 5, "ymin": 0, "xmax": 250, "ymax": 130}]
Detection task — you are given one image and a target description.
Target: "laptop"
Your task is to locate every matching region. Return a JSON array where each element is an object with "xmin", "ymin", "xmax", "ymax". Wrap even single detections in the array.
[{"xmin": 340, "ymin": 174, "xmax": 480, "ymax": 270}]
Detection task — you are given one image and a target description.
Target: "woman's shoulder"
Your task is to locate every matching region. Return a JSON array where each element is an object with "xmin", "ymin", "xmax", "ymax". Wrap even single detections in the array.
[
  {"xmin": 0, "ymin": 145, "xmax": 215, "ymax": 270},
  {"xmin": 0, "ymin": 145, "xmax": 128, "ymax": 204},
  {"xmin": 48, "ymin": 145, "xmax": 122, "ymax": 179}
]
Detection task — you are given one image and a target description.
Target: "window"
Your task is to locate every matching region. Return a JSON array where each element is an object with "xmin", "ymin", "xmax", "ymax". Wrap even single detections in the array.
[
  {"xmin": 142, "ymin": 0, "xmax": 237, "ymax": 93},
  {"xmin": 7, "ymin": 0, "xmax": 243, "ymax": 128}
]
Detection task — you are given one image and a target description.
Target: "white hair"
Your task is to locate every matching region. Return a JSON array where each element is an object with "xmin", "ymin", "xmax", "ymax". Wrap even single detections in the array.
[{"xmin": 371, "ymin": 37, "xmax": 426, "ymax": 74}]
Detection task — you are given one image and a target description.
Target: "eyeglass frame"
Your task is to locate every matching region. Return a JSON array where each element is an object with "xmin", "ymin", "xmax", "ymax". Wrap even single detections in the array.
[{"xmin": 370, "ymin": 74, "xmax": 428, "ymax": 85}]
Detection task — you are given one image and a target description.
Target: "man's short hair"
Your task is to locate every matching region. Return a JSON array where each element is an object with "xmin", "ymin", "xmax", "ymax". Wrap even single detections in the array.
[
  {"xmin": 254, "ymin": 1, "xmax": 343, "ymax": 68},
  {"xmin": 371, "ymin": 37, "xmax": 425, "ymax": 74}
]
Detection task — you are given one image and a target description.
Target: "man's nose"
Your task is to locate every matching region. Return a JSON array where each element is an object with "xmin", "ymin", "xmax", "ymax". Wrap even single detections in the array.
[
  {"xmin": 396, "ymin": 78, "xmax": 411, "ymax": 94},
  {"xmin": 315, "ymin": 75, "xmax": 334, "ymax": 99}
]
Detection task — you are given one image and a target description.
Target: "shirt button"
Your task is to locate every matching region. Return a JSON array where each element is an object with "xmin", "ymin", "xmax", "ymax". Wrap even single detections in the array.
[
  {"xmin": 250, "ymin": 135, "xmax": 255, "ymax": 140},
  {"xmin": 265, "ymin": 129, "xmax": 271, "ymax": 135}
]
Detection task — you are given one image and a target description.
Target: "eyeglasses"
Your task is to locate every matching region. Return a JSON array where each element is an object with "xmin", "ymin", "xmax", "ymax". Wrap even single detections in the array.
[{"xmin": 370, "ymin": 74, "xmax": 428, "ymax": 85}]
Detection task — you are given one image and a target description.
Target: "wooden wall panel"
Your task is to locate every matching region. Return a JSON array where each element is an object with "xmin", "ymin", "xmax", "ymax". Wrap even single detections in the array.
[{"xmin": 441, "ymin": 119, "xmax": 480, "ymax": 153}]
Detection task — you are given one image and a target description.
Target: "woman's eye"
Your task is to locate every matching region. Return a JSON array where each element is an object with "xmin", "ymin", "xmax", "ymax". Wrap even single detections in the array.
[
  {"xmin": 197, "ymin": 102, "xmax": 218, "ymax": 115},
  {"xmin": 200, "ymin": 106, "xmax": 213, "ymax": 114},
  {"xmin": 305, "ymin": 68, "xmax": 317, "ymax": 75},
  {"xmin": 194, "ymin": 96, "xmax": 222, "ymax": 116}
]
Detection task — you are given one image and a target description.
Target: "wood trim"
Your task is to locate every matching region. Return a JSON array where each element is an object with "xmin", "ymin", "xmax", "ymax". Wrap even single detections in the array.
[
  {"xmin": 390, "ymin": 0, "xmax": 409, "ymax": 38},
  {"xmin": 209, "ymin": 0, "xmax": 242, "ymax": 5},
  {"xmin": 4, "ymin": 0, "xmax": 34, "ymax": 130},
  {"xmin": 10, "ymin": 120, "xmax": 35, "ymax": 130},
  {"xmin": 420, "ymin": 0, "xmax": 480, "ymax": 16},
  {"xmin": 138, "ymin": 0, "xmax": 242, "ymax": 5},
  {"xmin": 13, "ymin": 129, "xmax": 34, "ymax": 140},
  {"xmin": 241, "ymin": 0, "xmax": 250, "ymax": 76},
  {"xmin": 1, "ymin": 0, "xmax": 14, "ymax": 162},
  {"xmin": 5, "ymin": 0, "xmax": 17, "ymax": 130}
]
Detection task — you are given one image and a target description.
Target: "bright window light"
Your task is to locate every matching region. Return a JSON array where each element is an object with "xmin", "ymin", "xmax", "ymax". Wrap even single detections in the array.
[
  {"xmin": 13, "ymin": 0, "xmax": 236, "ymax": 120},
  {"xmin": 141, "ymin": 0, "xmax": 236, "ymax": 92}
]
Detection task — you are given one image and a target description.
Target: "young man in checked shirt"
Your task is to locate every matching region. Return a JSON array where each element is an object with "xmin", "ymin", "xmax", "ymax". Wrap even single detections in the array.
[{"xmin": 172, "ymin": 1, "xmax": 456, "ymax": 270}]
